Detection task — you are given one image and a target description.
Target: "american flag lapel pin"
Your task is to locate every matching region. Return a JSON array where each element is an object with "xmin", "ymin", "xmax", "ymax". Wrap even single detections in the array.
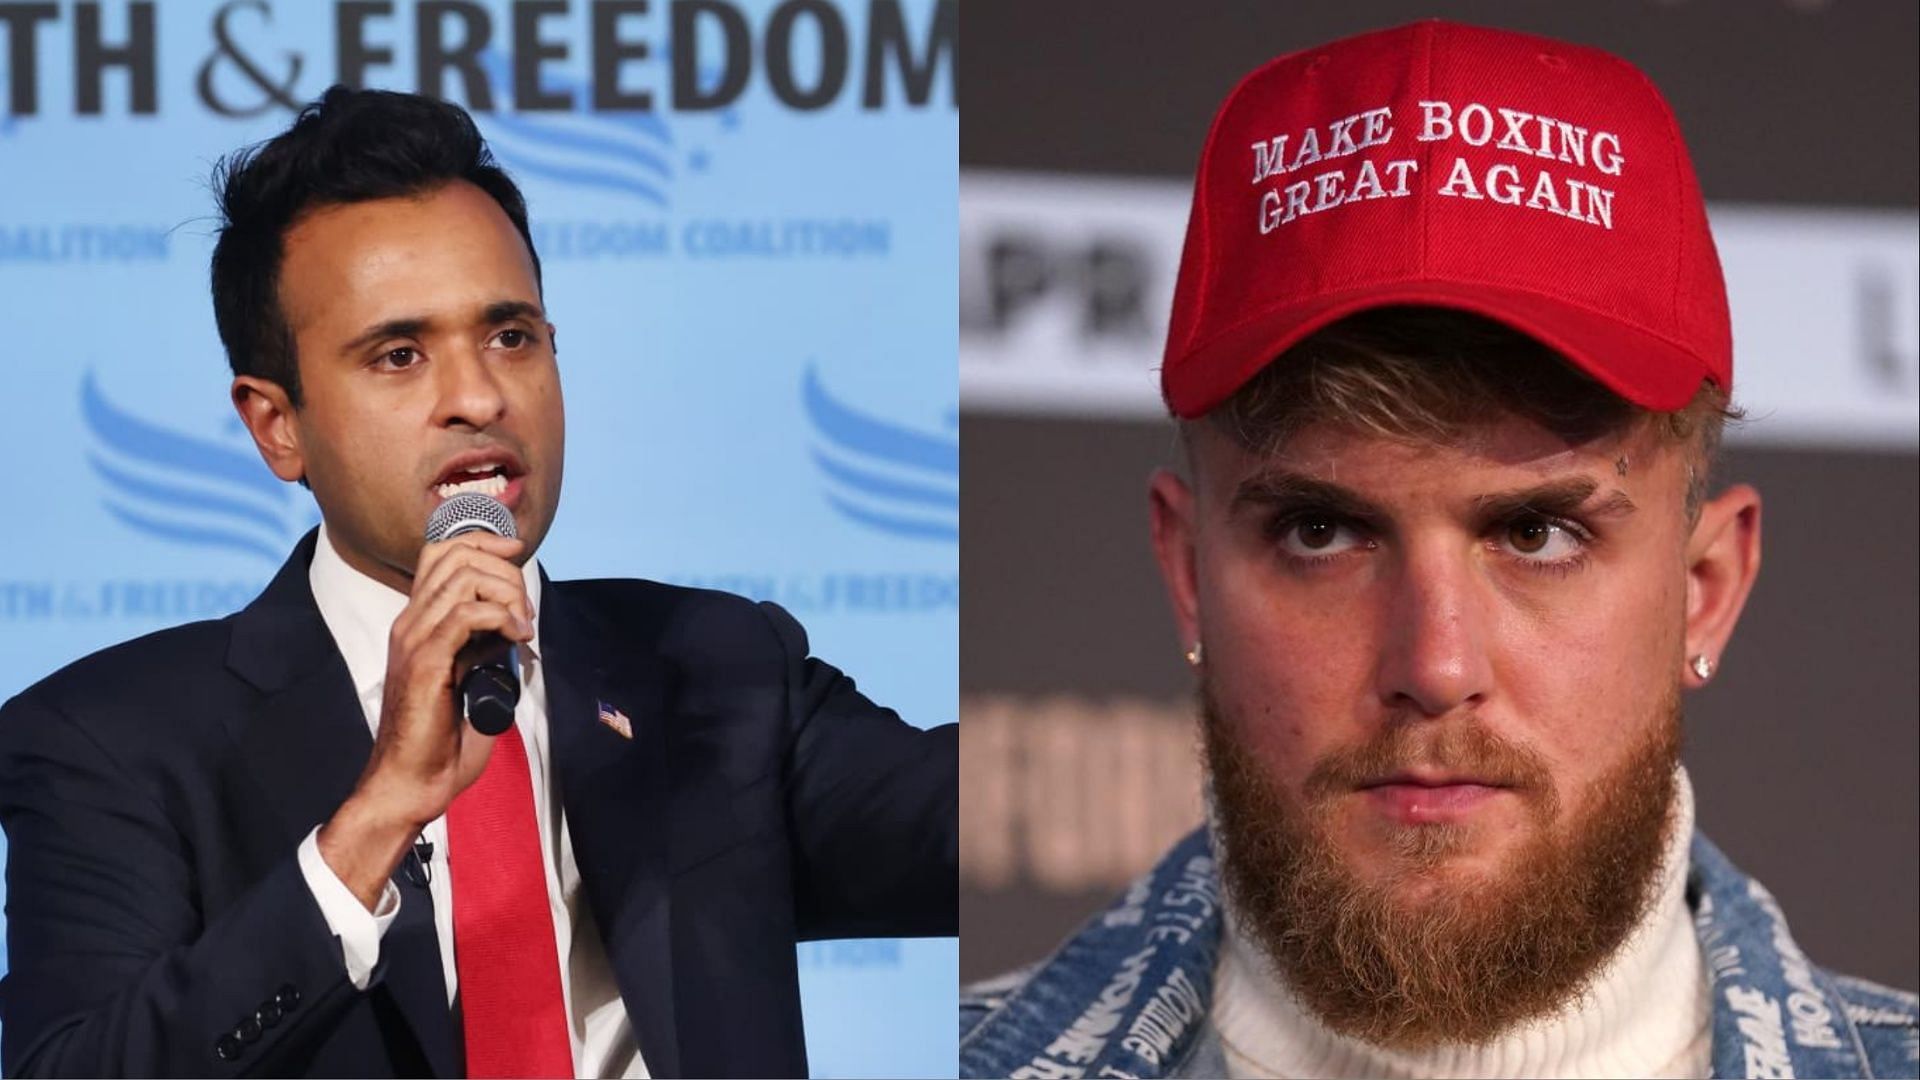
[{"xmin": 595, "ymin": 699, "xmax": 634, "ymax": 740}]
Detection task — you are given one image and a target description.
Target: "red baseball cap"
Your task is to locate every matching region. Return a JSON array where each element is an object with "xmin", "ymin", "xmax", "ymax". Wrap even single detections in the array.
[{"xmin": 1161, "ymin": 20, "xmax": 1731, "ymax": 418}]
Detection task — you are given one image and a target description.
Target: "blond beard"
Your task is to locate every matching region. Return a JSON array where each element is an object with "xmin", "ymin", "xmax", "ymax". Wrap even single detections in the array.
[{"xmin": 1202, "ymin": 684, "xmax": 1682, "ymax": 1049}]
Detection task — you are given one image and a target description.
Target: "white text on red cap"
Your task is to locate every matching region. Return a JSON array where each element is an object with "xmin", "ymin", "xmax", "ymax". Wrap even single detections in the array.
[{"xmin": 1251, "ymin": 102, "xmax": 1627, "ymax": 235}]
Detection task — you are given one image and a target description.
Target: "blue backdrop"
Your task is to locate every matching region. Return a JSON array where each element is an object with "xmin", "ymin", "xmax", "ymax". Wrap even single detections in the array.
[{"xmin": 0, "ymin": 1, "xmax": 956, "ymax": 1075}]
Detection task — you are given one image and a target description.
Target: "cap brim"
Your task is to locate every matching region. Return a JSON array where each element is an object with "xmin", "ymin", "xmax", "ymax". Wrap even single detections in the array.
[{"xmin": 1164, "ymin": 281, "xmax": 1718, "ymax": 418}]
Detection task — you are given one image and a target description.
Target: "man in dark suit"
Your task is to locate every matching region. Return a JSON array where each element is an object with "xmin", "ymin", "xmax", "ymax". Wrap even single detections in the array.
[{"xmin": 0, "ymin": 87, "xmax": 956, "ymax": 1078}]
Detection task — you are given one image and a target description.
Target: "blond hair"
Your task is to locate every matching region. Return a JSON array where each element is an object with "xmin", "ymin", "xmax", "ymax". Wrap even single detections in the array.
[{"xmin": 1195, "ymin": 307, "xmax": 1740, "ymax": 519}]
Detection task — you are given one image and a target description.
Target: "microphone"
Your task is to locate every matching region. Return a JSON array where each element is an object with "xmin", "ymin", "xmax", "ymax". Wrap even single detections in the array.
[
  {"xmin": 424, "ymin": 493, "xmax": 522, "ymax": 736},
  {"xmin": 404, "ymin": 835, "xmax": 435, "ymax": 888}
]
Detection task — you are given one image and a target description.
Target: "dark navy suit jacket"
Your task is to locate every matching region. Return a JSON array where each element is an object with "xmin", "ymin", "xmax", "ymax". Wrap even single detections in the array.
[{"xmin": 0, "ymin": 531, "xmax": 957, "ymax": 1077}]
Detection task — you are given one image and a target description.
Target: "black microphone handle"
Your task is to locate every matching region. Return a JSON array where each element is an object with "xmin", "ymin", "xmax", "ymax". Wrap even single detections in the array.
[{"xmin": 460, "ymin": 636, "xmax": 521, "ymax": 736}]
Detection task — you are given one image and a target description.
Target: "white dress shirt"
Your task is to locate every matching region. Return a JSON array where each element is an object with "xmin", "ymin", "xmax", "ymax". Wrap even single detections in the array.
[{"xmin": 295, "ymin": 525, "xmax": 649, "ymax": 1078}]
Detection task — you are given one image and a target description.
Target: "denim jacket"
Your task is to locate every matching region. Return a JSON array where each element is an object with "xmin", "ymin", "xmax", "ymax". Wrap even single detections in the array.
[{"xmin": 960, "ymin": 829, "xmax": 1918, "ymax": 1079}]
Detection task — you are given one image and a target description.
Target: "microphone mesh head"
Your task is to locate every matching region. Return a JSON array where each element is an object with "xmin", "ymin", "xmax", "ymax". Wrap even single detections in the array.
[{"xmin": 426, "ymin": 493, "xmax": 519, "ymax": 542}]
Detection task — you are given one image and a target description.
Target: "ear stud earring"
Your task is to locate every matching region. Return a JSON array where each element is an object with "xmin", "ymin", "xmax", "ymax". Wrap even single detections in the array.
[
  {"xmin": 1184, "ymin": 642, "xmax": 1204, "ymax": 667},
  {"xmin": 1690, "ymin": 654, "xmax": 1715, "ymax": 681}
]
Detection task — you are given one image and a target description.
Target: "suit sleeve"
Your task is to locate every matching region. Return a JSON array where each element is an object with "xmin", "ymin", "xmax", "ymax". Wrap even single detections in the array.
[
  {"xmin": 758, "ymin": 601, "xmax": 957, "ymax": 940},
  {"xmin": 0, "ymin": 692, "xmax": 368, "ymax": 1077}
]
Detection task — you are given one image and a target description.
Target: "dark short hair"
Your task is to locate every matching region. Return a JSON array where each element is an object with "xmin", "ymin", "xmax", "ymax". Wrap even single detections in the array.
[{"xmin": 210, "ymin": 86, "xmax": 541, "ymax": 407}]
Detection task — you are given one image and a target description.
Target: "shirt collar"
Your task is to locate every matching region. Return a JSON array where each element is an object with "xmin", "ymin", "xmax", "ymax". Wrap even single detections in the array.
[{"xmin": 309, "ymin": 523, "xmax": 543, "ymax": 703}]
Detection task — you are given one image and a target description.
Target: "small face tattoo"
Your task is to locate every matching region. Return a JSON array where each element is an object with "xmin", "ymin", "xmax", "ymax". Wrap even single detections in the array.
[{"xmin": 1615, "ymin": 455, "xmax": 1630, "ymax": 477}]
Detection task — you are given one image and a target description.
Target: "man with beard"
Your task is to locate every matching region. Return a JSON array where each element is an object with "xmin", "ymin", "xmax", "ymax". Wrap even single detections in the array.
[{"xmin": 958, "ymin": 21, "xmax": 1916, "ymax": 1080}]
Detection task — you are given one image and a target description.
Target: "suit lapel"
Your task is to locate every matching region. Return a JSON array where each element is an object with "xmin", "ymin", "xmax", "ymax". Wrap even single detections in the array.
[
  {"xmin": 226, "ymin": 530, "xmax": 460, "ymax": 1077},
  {"xmin": 375, "ymin": 869, "xmax": 460, "ymax": 1078},
  {"xmin": 540, "ymin": 577, "xmax": 682, "ymax": 1079}
]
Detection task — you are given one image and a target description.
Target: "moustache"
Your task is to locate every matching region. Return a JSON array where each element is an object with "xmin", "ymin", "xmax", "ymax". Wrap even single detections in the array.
[{"xmin": 1302, "ymin": 721, "xmax": 1552, "ymax": 802}]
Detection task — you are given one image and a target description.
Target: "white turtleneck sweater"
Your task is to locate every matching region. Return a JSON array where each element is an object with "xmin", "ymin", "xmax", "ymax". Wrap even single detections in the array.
[{"xmin": 1212, "ymin": 769, "xmax": 1712, "ymax": 1079}]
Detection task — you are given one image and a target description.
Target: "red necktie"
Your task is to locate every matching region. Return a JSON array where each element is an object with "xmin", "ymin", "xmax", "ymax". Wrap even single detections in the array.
[{"xmin": 448, "ymin": 724, "xmax": 574, "ymax": 1078}]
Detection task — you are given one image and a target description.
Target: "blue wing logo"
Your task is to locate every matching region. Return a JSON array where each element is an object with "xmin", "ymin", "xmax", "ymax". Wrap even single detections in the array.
[
  {"xmin": 82, "ymin": 371, "xmax": 319, "ymax": 565},
  {"xmin": 472, "ymin": 48, "xmax": 739, "ymax": 207},
  {"xmin": 803, "ymin": 365, "xmax": 957, "ymax": 543}
]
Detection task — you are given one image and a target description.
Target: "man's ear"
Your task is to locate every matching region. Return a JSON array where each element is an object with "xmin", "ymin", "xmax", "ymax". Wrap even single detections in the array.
[
  {"xmin": 1683, "ymin": 483, "xmax": 1762, "ymax": 687},
  {"xmin": 1149, "ymin": 466, "xmax": 1203, "ymax": 659},
  {"xmin": 231, "ymin": 376, "xmax": 306, "ymax": 484}
]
